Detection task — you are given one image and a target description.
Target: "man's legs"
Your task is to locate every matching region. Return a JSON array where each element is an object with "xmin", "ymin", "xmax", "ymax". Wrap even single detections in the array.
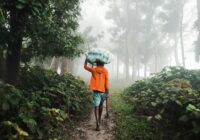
[
  {"xmin": 93, "ymin": 92, "xmax": 101, "ymax": 131},
  {"xmin": 105, "ymin": 98, "xmax": 109, "ymax": 118},
  {"xmin": 98, "ymin": 102, "xmax": 103, "ymax": 125},
  {"xmin": 94, "ymin": 106, "xmax": 100, "ymax": 131},
  {"xmin": 93, "ymin": 92, "xmax": 106, "ymax": 131},
  {"xmin": 99, "ymin": 93, "xmax": 107, "ymax": 126}
]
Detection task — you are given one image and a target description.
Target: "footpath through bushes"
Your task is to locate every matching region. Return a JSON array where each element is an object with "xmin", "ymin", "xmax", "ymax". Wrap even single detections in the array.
[
  {"xmin": 0, "ymin": 66, "xmax": 91, "ymax": 140},
  {"xmin": 122, "ymin": 67, "xmax": 200, "ymax": 140}
]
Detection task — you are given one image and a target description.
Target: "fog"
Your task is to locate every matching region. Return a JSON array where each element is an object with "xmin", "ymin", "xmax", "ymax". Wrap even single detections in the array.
[{"xmin": 74, "ymin": 0, "xmax": 200, "ymax": 85}]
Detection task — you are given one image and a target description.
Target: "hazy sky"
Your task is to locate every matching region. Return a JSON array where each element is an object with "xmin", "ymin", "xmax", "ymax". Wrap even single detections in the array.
[
  {"xmin": 78, "ymin": 0, "xmax": 199, "ymax": 71},
  {"xmin": 79, "ymin": 0, "xmax": 113, "ymax": 49}
]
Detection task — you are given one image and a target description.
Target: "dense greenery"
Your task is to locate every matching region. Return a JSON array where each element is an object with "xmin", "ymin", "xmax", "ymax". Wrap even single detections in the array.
[
  {"xmin": 111, "ymin": 91, "xmax": 160, "ymax": 140},
  {"xmin": 123, "ymin": 67, "xmax": 200, "ymax": 140},
  {"xmin": 0, "ymin": 66, "xmax": 91, "ymax": 139},
  {"xmin": 0, "ymin": 0, "xmax": 83, "ymax": 83},
  {"xmin": 0, "ymin": 1, "xmax": 90, "ymax": 139}
]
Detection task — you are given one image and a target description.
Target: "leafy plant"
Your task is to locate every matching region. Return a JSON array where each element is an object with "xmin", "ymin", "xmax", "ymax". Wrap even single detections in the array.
[
  {"xmin": 0, "ymin": 66, "xmax": 91, "ymax": 139},
  {"xmin": 124, "ymin": 67, "xmax": 200, "ymax": 140}
]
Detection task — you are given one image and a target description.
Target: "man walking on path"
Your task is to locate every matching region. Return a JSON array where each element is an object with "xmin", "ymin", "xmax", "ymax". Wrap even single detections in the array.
[{"xmin": 84, "ymin": 59, "xmax": 109, "ymax": 131}]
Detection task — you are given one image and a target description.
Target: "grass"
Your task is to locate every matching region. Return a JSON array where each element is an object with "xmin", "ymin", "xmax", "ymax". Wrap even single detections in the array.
[{"xmin": 111, "ymin": 90, "xmax": 160, "ymax": 140}]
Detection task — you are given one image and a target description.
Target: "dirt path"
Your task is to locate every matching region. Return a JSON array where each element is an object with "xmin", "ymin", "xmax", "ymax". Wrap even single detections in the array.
[{"xmin": 73, "ymin": 103, "xmax": 116, "ymax": 140}]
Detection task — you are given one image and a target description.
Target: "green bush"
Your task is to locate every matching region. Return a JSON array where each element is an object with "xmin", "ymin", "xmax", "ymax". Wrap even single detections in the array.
[
  {"xmin": 18, "ymin": 66, "xmax": 91, "ymax": 116},
  {"xmin": 111, "ymin": 91, "xmax": 160, "ymax": 140},
  {"xmin": 124, "ymin": 67, "xmax": 200, "ymax": 140},
  {"xmin": 0, "ymin": 66, "xmax": 91, "ymax": 140}
]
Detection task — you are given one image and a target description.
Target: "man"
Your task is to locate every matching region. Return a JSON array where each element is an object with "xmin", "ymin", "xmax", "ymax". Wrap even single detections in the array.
[{"xmin": 84, "ymin": 59, "xmax": 109, "ymax": 131}]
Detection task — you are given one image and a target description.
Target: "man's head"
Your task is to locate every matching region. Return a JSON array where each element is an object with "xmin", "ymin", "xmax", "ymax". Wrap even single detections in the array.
[{"xmin": 96, "ymin": 59, "xmax": 104, "ymax": 66}]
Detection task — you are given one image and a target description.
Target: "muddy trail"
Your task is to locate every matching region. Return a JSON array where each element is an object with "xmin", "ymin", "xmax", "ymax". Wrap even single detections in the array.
[{"xmin": 72, "ymin": 103, "xmax": 116, "ymax": 140}]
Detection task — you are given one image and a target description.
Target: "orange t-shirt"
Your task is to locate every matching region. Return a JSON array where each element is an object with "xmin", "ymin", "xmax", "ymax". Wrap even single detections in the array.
[{"xmin": 84, "ymin": 64, "xmax": 109, "ymax": 93}]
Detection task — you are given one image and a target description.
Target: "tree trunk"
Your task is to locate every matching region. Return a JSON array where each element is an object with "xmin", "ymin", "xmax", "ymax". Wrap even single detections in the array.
[
  {"xmin": 197, "ymin": 0, "xmax": 200, "ymax": 26},
  {"xmin": 154, "ymin": 44, "xmax": 158, "ymax": 73},
  {"xmin": 0, "ymin": 51, "xmax": 5, "ymax": 80},
  {"xmin": 180, "ymin": 1, "xmax": 185, "ymax": 67},
  {"xmin": 169, "ymin": 53, "xmax": 173, "ymax": 66},
  {"xmin": 132, "ymin": 57, "xmax": 135, "ymax": 80},
  {"xmin": 60, "ymin": 57, "xmax": 68, "ymax": 75},
  {"xmin": 196, "ymin": 0, "xmax": 200, "ymax": 61},
  {"xmin": 60, "ymin": 58, "xmax": 74, "ymax": 75},
  {"xmin": 137, "ymin": 66, "xmax": 140, "ymax": 80},
  {"xmin": 144, "ymin": 63, "xmax": 147, "ymax": 78},
  {"xmin": 173, "ymin": 35, "xmax": 180, "ymax": 66},
  {"xmin": 116, "ymin": 52, "xmax": 119, "ymax": 80},
  {"xmin": 6, "ymin": 11, "xmax": 23, "ymax": 84},
  {"xmin": 50, "ymin": 57, "xmax": 60, "ymax": 71},
  {"xmin": 69, "ymin": 60, "xmax": 74, "ymax": 73},
  {"xmin": 125, "ymin": 38, "xmax": 129, "ymax": 80},
  {"xmin": 125, "ymin": 0, "xmax": 130, "ymax": 81},
  {"xmin": 36, "ymin": 57, "xmax": 45, "ymax": 68}
]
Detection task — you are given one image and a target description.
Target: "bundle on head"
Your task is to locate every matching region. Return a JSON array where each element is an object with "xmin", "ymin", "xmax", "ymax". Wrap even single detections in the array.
[{"xmin": 86, "ymin": 48, "xmax": 113, "ymax": 65}]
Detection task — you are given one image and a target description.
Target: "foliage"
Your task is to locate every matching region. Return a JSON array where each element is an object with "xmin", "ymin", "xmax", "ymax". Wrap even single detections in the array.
[
  {"xmin": 111, "ymin": 91, "xmax": 160, "ymax": 140},
  {"xmin": 0, "ymin": 0, "xmax": 83, "ymax": 60},
  {"xmin": 0, "ymin": 0, "xmax": 83, "ymax": 84},
  {"xmin": 0, "ymin": 66, "xmax": 91, "ymax": 139},
  {"xmin": 124, "ymin": 67, "xmax": 200, "ymax": 140}
]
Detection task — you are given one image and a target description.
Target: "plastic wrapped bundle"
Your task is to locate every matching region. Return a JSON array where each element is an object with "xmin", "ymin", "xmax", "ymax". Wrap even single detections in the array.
[{"xmin": 86, "ymin": 48, "xmax": 113, "ymax": 64}]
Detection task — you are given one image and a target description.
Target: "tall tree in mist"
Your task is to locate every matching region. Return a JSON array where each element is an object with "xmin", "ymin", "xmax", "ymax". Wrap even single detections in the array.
[
  {"xmin": 106, "ymin": 0, "xmax": 192, "ymax": 80},
  {"xmin": 106, "ymin": 0, "xmax": 174, "ymax": 80},
  {"xmin": 106, "ymin": 0, "xmax": 125, "ymax": 80},
  {"xmin": 159, "ymin": 0, "xmax": 187, "ymax": 67},
  {"xmin": 107, "ymin": 0, "xmax": 143, "ymax": 80},
  {"xmin": 179, "ymin": 0, "xmax": 186, "ymax": 67},
  {"xmin": 195, "ymin": 0, "xmax": 200, "ymax": 61}
]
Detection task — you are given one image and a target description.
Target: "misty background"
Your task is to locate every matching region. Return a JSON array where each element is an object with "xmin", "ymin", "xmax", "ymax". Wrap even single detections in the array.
[{"xmin": 72, "ymin": 0, "xmax": 199, "ymax": 85}]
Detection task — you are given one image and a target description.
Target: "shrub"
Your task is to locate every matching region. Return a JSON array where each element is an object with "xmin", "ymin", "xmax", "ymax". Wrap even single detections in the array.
[
  {"xmin": 0, "ymin": 66, "xmax": 91, "ymax": 139},
  {"xmin": 124, "ymin": 67, "xmax": 200, "ymax": 140}
]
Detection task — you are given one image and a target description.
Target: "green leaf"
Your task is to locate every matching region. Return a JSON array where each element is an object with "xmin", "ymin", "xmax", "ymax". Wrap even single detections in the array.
[
  {"xmin": 154, "ymin": 114, "xmax": 162, "ymax": 120},
  {"xmin": 16, "ymin": 3, "xmax": 25, "ymax": 10},
  {"xmin": 151, "ymin": 102, "xmax": 157, "ymax": 107},
  {"xmin": 175, "ymin": 100, "xmax": 182, "ymax": 106},
  {"xmin": 60, "ymin": 110, "xmax": 68, "ymax": 119},
  {"xmin": 147, "ymin": 116, "xmax": 153, "ymax": 121},
  {"xmin": 16, "ymin": 126, "xmax": 29, "ymax": 137},
  {"xmin": 17, "ymin": 0, "xmax": 27, "ymax": 4},
  {"xmin": 186, "ymin": 104, "xmax": 200, "ymax": 112}
]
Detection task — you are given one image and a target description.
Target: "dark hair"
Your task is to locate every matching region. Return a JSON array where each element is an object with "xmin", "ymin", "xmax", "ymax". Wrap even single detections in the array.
[{"xmin": 96, "ymin": 60, "xmax": 104, "ymax": 66}]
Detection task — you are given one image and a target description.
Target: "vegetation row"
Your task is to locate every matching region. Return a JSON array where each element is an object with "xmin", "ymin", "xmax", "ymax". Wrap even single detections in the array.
[{"xmin": 0, "ymin": 66, "xmax": 91, "ymax": 140}]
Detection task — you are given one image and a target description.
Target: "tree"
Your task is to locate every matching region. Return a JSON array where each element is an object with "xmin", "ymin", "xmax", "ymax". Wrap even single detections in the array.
[
  {"xmin": 195, "ymin": 0, "xmax": 200, "ymax": 61},
  {"xmin": 106, "ymin": 0, "xmax": 171, "ymax": 80},
  {"xmin": 179, "ymin": 0, "xmax": 186, "ymax": 67},
  {"xmin": 158, "ymin": 0, "xmax": 186, "ymax": 66},
  {"xmin": 0, "ymin": 0, "xmax": 83, "ymax": 84}
]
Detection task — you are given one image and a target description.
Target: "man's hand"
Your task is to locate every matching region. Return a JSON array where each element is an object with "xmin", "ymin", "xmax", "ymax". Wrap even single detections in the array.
[
  {"xmin": 105, "ymin": 89, "xmax": 109, "ymax": 98},
  {"xmin": 106, "ymin": 93, "xmax": 109, "ymax": 98}
]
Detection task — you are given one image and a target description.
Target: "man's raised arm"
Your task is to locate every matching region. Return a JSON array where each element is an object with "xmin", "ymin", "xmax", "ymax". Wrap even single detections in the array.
[{"xmin": 84, "ymin": 59, "xmax": 94, "ymax": 72}]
